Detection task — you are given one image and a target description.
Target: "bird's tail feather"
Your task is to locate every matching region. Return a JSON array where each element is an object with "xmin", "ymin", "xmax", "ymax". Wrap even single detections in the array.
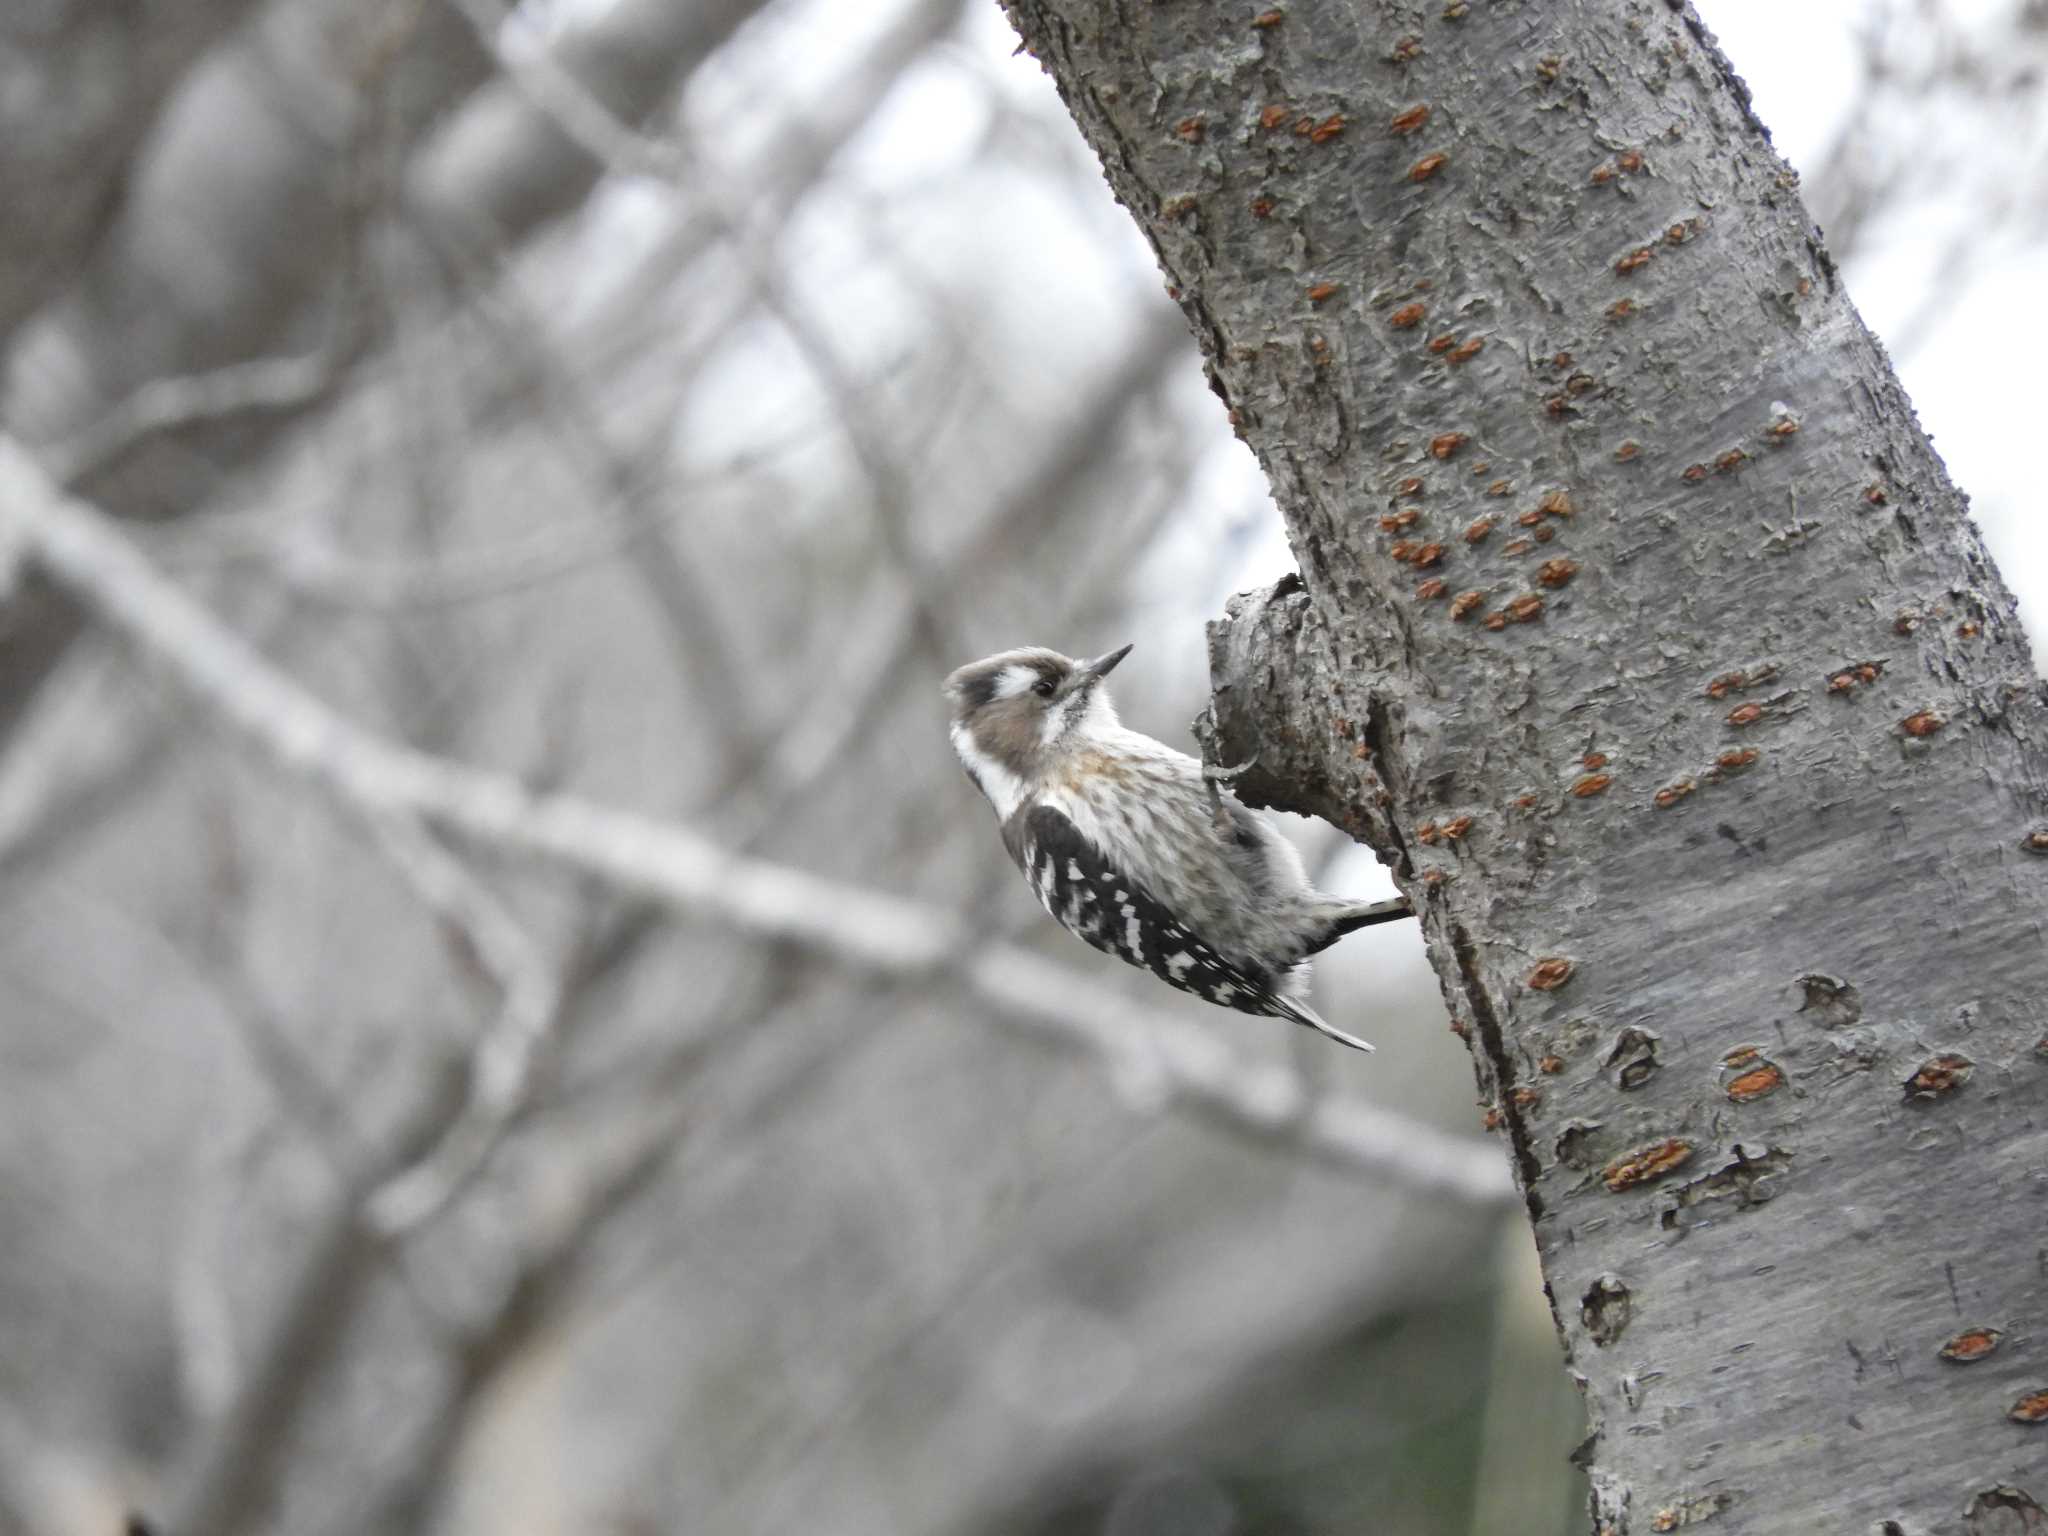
[{"xmin": 1274, "ymin": 993, "xmax": 1375, "ymax": 1052}]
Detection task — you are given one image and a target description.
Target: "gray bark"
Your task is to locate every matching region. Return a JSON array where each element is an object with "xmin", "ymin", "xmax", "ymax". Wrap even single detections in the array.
[{"xmin": 999, "ymin": 2, "xmax": 2048, "ymax": 1532}]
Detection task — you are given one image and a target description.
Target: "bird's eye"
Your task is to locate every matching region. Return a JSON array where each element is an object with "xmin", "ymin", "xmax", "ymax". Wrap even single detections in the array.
[{"xmin": 1032, "ymin": 676, "xmax": 1057, "ymax": 698}]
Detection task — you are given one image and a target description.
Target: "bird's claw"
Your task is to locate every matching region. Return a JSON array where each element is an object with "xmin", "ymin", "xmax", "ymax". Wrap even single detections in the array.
[{"xmin": 1203, "ymin": 753, "xmax": 1259, "ymax": 785}]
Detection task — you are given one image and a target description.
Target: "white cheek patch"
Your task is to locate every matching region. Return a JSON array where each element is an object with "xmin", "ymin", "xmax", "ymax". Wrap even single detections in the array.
[
  {"xmin": 994, "ymin": 664, "xmax": 1042, "ymax": 701},
  {"xmin": 951, "ymin": 721, "xmax": 1029, "ymax": 822}
]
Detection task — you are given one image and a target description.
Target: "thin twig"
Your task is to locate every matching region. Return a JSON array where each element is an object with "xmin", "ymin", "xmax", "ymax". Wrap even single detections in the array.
[
  {"xmin": 359, "ymin": 814, "xmax": 563, "ymax": 1235},
  {"xmin": 0, "ymin": 644, "xmax": 171, "ymax": 882},
  {"xmin": 45, "ymin": 349, "xmax": 338, "ymax": 488},
  {"xmin": 440, "ymin": 0, "xmax": 680, "ymax": 182},
  {"xmin": 446, "ymin": 0, "xmax": 966, "ymax": 662}
]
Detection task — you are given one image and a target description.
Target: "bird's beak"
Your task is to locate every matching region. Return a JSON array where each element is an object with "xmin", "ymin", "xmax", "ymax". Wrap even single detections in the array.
[{"xmin": 1075, "ymin": 643, "xmax": 1133, "ymax": 686}]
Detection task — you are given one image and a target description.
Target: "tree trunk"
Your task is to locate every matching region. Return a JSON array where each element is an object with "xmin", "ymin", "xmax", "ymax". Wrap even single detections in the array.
[{"xmin": 997, "ymin": 2, "xmax": 2048, "ymax": 1532}]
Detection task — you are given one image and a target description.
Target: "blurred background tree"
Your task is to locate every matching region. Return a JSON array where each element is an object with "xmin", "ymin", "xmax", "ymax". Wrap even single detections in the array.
[{"xmin": 0, "ymin": 3, "xmax": 2039, "ymax": 1533}]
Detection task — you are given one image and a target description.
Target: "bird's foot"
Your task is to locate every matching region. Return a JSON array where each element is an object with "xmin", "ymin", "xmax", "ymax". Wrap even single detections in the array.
[{"xmin": 1202, "ymin": 753, "xmax": 1259, "ymax": 785}]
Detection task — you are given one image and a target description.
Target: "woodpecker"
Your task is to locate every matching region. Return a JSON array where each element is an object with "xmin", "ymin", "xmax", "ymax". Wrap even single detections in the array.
[{"xmin": 943, "ymin": 643, "xmax": 1410, "ymax": 1052}]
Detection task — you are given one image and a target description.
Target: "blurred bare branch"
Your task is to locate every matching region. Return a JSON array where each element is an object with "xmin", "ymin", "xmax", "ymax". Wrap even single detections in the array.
[
  {"xmin": 348, "ymin": 1090, "xmax": 697, "ymax": 1536},
  {"xmin": 359, "ymin": 814, "xmax": 563, "ymax": 1236},
  {"xmin": 439, "ymin": 0, "xmax": 680, "ymax": 185},
  {"xmin": 44, "ymin": 347, "xmax": 338, "ymax": 488},
  {"xmin": 455, "ymin": 0, "xmax": 967, "ymax": 668},
  {"xmin": 0, "ymin": 646, "xmax": 172, "ymax": 884},
  {"xmin": 0, "ymin": 434, "xmax": 1511, "ymax": 1208},
  {"xmin": 1796, "ymin": 0, "xmax": 2048, "ymax": 361},
  {"xmin": 164, "ymin": 1059, "xmax": 466, "ymax": 1536},
  {"xmin": 0, "ymin": 0, "xmax": 789, "ymax": 752},
  {"xmin": 0, "ymin": 0, "xmax": 263, "ymax": 348},
  {"xmin": 407, "ymin": 0, "xmax": 769, "ymax": 242}
]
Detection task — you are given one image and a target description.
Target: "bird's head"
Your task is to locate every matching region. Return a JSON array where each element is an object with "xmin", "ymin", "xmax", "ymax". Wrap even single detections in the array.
[{"xmin": 943, "ymin": 643, "xmax": 1132, "ymax": 815}]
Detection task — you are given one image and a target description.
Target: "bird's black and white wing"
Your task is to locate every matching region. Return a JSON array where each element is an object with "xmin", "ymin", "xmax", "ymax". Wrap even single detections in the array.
[{"xmin": 1001, "ymin": 803, "xmax": 1373, "ymax": 1051}]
